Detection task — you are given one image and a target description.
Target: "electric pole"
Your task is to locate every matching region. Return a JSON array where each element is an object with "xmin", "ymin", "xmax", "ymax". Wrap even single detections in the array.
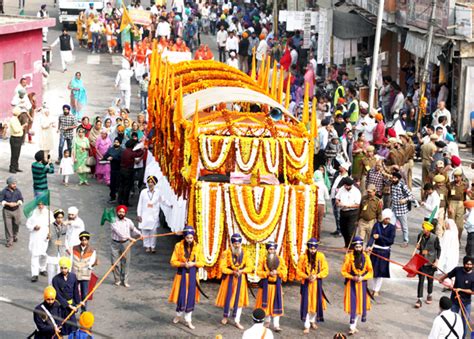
[
  {"xmin": 368, "ymin": 0, "xmax": 385, "ymax": 114},
  {"xmin": 416, "ymin": 0, "xmax": 437, "ymax": 132}
]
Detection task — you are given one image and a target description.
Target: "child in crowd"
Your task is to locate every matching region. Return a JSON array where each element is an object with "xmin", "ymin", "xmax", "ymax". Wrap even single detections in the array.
[{"xmin": 59, "ymin": 149, "xmax": 74, "ymax": 186}]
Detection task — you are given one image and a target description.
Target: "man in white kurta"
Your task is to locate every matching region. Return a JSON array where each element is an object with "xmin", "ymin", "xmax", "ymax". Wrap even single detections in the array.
[
  {"xmin": 137, "ymin": 176, "xmax": 161, "ymax": 253},
  {"xmin": 64, "ymin": 206, "xmax": 85, "ymax": 255},
  {"xmin": 26, "ymin": 201, "xmax": 53, "ymax": 282},
  {"xmin": 115, "ymin": 61, "xmax": 134, "ymax": 110}
]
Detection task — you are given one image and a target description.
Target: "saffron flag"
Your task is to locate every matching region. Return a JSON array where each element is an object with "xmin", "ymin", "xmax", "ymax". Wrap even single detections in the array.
[
  {"xmin": 120, "ymin": 5, "xmax": 134, "ymax": 32},
  {"xmin": 23, "ymin": 190, "xmax": 50, "ymax": 218},
  {"xmin": 100, "ymin": 207, "xmax": 116, "ymax": 225}
]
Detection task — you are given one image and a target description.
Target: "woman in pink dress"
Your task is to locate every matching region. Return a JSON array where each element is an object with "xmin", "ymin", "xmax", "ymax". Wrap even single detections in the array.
[{"xmin": 95, "ymin": 129, "xmax": 112, "ymax": 184}]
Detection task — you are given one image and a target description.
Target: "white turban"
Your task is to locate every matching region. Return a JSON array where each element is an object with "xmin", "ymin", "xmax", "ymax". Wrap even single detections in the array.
[
  {"xmin": 68, "ymin": 206, "xmax": 79, "ymax": 215},
  {"xmin": 381, "ymin": 208, "xmax": 393, "ymax": 220}
]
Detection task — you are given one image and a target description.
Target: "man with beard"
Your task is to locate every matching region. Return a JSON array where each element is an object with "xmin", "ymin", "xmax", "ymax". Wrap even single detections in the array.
[
  {"xmin": 439, "ymin": 256, "xmax": 474, "ymax": 337},
  {"xmin": 1, "ymin": 176, "xmax": 23, "ymax": 248},
  {"xmin": 367, "ymin": 209, "xmax": 396, "ymax": 296},
  {"xmin": 391, "ymin": 172, "xmax": 415, "ymax": 247},
  {"xmin": 169, "ymin": 226, "xmax": 205, "ymax": 330},
  {"xmin": 33, "ymin": 286, "xmax": 63, "ymax": 338},
  {"xmin": 341, "ymin": 236, "xmax": 374, "ymax": 335},
  {"xmin": 52, "ymin": 256, "xmax": 82, "ymax": 336},
  {"xmin": 56, "ymin": 104, "xmax": 77, "ymax": 164},
  {"xmin": 26, "ymin": 200, "xmax": 53, "ymax": 282},
  {"xmin": 64, "ymin": 206, "xmax": 85, "ymax": 255},
  {"xmin": 103, "ymin": 137, "xmax": 123, "ymax": 203},
  {"xmin": 336, "ymin": 177, "xmax": 361, "ymax": 248},
  {"xmin": 215, "ymin": 233, "xmax": 252, "ymax": 330},
  {"xmin": 296, "ymin": 238, "xmax": 329, "ymax": 334},
  {"xmin": 414, "ymin": 221, "xmax": 441, "ymax": 309},
  {"xmin": 110, "ymin": 205, "xmax": 142, "ymax": 288},
  {"xmin": 357, "ymin": 184, "xmax": 382, "ymax": 244},
  {"xmin": 255, "ymin": 241, "xmax": 287, "ymax": 332},
  {"xmin": 448, "ymin": 168, "xmax": 469, "ymax": 241}
]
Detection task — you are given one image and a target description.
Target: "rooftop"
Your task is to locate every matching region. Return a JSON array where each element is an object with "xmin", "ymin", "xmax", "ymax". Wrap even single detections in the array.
[{"xmin": 0, "ymin": 15, "xmax": 55, "ymax": 35}]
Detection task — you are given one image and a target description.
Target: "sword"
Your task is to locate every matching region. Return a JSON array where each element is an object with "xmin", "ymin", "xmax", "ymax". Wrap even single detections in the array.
[
  {"xmin": 196, "ymin": 280, "xmax": 209, "ymax": 299},
  {"xmin": 366, "ymin": 286, "xmax": 376, "ymax": 302},
  {"xmin": 321, "ymin": 287, "xmax": 331, "ymax": 305}
]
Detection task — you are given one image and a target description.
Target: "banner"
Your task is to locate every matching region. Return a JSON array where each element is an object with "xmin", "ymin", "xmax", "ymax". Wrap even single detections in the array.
[{"xmin": 129, "ymin": 9, "xmax": 152, "ymax": 26}]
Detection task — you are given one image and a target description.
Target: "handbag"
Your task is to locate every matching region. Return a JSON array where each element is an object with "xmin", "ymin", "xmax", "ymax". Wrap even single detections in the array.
[{"xmin": 86, "ymin": 156, "xmax": 96, "ymax": 167}]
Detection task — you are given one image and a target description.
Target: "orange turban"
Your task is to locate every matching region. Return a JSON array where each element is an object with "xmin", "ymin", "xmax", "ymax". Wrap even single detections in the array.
[
  {"xmin": 259, "ymin": 33, "xmax": 266, "ymax": 40},
  {"xmin": 375, "ymin": 113, "xmax": 383, "ymax": 121},
  {"xmin": 242, "ymin": 31, "xmax": 249, "ymax": 38}
]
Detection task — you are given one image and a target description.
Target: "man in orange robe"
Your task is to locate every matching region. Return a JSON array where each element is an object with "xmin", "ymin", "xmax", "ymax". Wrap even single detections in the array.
[
  {"xmin": 341, "ymin": 236, "xmax": 373, "ymax": 335},
  {"xmin": 168, "ymin": 226, "xmax": 204, "ymax": 330},
  {"xmin": 216, "ymin": 233, "xmax": 253, "ymax": 330},
  {"xmin": 255, "ymin": 241, "xmax": 287, "ymax": 332},
  {"xmin": 296, "ymin": 238, "xmax": 329, "ymax": 334}
]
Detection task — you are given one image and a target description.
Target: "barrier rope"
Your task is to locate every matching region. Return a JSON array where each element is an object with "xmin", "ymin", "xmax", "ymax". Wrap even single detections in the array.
[{"xmin": 54, "ymin": 231, "xmax": 179, "ymax": 338}]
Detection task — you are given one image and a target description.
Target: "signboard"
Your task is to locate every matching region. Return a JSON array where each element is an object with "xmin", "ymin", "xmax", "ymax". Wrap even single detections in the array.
[
  {"xmin": 129, "ymin": 9, "xmax": 152, "ymax": 26},
  {"xmin": 303, "ymin": 11, "xmax": 312, "ymax": 48},
  {"xmin": 278, "ymin": 10, "xmax": 288, "ymax": 22},
  {"xmin": 406, "ymin": 0, "xmax": 451, "ymax": 34},
  {"xmin": 455, "ymin": 4, "xmax": 473, "ymax": 39},
  {"xmin": 286, "ymin": 11, "xmax": 304, "ymax": 31}
]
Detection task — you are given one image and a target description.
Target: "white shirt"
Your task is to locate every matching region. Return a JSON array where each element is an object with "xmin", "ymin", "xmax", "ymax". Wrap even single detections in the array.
[
  {"xmin": 393, "ymin": 119, "xmax": 407, "ymax": 137},
  {"xmin": 26, "ymin": 208, "xmax": 54, "ymax": 256},
  {"xmin": 227, "ymin": 57, "xmax": 239, "ymax": 69},
  {"xmin": 256, "ymin": 40, "xmax": 268, "ymax": 61},
  {"xmin": 150, "ymin": 5, "xmax": 159, "ymax": 16},
  {"xmin": 355, "ymin": 115, "xmax": 376, "ymax": 142},
  {"xmin": 89, "ymin": 22, "xmax": 101, "ymax": 33},
  {"xmin": 242, "ymin": 323, "xmax": 274, "ymax": 339},
  {"xmin": 330, "ymin": 173, "xmax": 348, "ymax": 199},
  {"xmin": 225, "ymin": 35, "xmax": 239, "ymax": 52},
  {"xmin": 216, "ymin": 30, "xmax": 228, "ymax": 47},
  {"xmin": 115, "ymin": 69, "xmax": 134, "ymax": 91},
  {"xmin": 423, "ymin": 191, "xmax": 440, "ymax": 219},
  {"xmin": 290, "ymin": 49, "xmax": 298, "ymax": 65},
  {"xmin": 157, "ymin": 21, "xmax": 171, "ymax": 39},
  {"xmin": 137, "ymin": 188, "xmax": 161, "ymax": 230},
  {"xmin": 65, "ymin": 217, "xmax": 85, "ymax": 252},
  {"xmin": 428, "ymin": 310, "xmax": 463, "ymax": 339},
  {"xmin": 391, "ymin": 92, "xmax": 404, "ymax": 114},
  {"xmin": 316, "ymin": 182, "xmax": 330, "ymax": 205},
  {"xmin": 335, "ymin": 186, "xmax": 361, "ymax": 209},
  {"xmin": 433, "ymin": 108, "xmax": 452, "ymax": 126}
]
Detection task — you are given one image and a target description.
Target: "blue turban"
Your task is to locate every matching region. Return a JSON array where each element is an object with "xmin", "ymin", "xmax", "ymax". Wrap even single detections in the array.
[
  {"xmin": 62, "ymin": 104, "xmax": 71, "ymax": 111},
  {"xmin": 265, "ymin": 241, "xmax": 277, "ymax": 250},
  {"xmin": 231, "ymin": 233, "xmax": 242, "ymax": 243},
  {"xmin": 183, "ymin": 226, "xmax": 195, "ymax": 236},
  {"xmin": 307, "ymin": 238, "xmax": 319, "ymax": 249}
]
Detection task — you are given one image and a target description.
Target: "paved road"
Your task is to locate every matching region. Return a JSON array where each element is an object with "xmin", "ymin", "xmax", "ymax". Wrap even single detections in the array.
[{"xmin": 2, "ymin": 2, "xmax": 474, "ymax": 338}]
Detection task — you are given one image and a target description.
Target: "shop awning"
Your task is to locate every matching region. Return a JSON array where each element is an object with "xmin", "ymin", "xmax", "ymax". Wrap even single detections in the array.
[
  {"xmin": 333, "ymin": 11, "xmax": 375, "ymax": 39},
  {"xmin": 404, "ymin": 31, "xmax": 447, "ymax": 66}
]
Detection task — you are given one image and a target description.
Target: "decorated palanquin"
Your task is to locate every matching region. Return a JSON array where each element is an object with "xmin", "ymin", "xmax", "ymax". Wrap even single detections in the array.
[{"xmin": 147, "ymin": 49, "xmax": 319, "ymax": 281}]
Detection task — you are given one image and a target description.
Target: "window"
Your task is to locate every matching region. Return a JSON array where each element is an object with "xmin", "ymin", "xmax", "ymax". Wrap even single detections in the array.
[{"xmin": 3, "ymin": 61, "xmax": 15, "ymax": 81}]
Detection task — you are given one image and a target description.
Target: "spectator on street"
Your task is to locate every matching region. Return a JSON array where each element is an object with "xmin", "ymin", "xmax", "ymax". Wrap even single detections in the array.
[{"xmin": 1, "ymin": 176, "xmax": 23, "ymax": 248}]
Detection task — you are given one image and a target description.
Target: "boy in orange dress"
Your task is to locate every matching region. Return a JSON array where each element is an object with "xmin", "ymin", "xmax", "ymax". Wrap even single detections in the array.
[
  {"xmin": 168, "ymin": 226, "xmax": 204, "ymax": 330},
  {"xmin": 255, "ymin": 241, "xmax": 287, "ymax": 332}
]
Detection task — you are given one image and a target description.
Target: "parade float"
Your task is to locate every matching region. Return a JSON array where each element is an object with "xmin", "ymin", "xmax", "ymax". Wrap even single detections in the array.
[{"xmin": 147, "ymin": 49, "xmax": 319, "ymax": 281}]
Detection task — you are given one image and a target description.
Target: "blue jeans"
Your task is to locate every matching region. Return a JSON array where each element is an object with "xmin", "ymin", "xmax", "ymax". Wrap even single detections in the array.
[
  {"xmin": 79, "ymin": 280, "xmax": 89, "ymax": 311},
  {"xmin": 140, "ymin": 91, "xmax": 148, "ymax": 112},
  {"xmin": 452, "ymin": 301, "xmax": 471, "ymax": 338},
  {"xmin": 394, "ymin": 213, "xmax": 409, "ymax": 243},
  {"xmin": 91, "ymin": 32, "xmax": 99, "ymax": 52},
  {"xmin": 58, "ymin": 135, "xmax": 72, "ymax": 161}
]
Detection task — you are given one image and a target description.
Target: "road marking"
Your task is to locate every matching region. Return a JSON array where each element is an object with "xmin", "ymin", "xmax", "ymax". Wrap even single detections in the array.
[
  {"xmin": 87, "ymin": 55, "xmax": 100, "ymax": 65},
  {"xmin": 112, "ymin": 56, "xmax": 125, "ymax": 65}
]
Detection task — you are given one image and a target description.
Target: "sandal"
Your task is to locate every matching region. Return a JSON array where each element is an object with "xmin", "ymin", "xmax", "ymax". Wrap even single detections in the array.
[{"xmin": 414, "ymin": 299, "xmax": 422, "ymax": 308}]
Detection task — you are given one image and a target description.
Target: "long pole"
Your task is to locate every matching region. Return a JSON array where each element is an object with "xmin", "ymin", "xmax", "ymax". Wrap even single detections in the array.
[
  {"xmin": 416, "ymin": 0, "xmax": 437, "ymax": 132},
  {"xmin": 273, "ymin": 0, "xmax": 278, "ymax": 40},
  {"xmin": 368, "ymin": 0, "xmax": 385, "ymax": 114}
]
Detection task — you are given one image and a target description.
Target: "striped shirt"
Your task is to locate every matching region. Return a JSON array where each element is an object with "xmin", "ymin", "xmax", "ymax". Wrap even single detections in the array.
[{"xmin": 32, "ymin": 162, "xmax": 54, "ymax": 191}]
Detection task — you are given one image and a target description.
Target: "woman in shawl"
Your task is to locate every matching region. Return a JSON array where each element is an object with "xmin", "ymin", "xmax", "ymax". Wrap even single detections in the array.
[
  {"xmin": 351, "ymin": 131, "xmax": 369, "ymax": 181},
  {"xmin": 95, "ymin": 129, "xmax": 112, "ymax": 185},
  {"xmin": 79, "ymin": 116, "xmax": 92, "ymax": 138},
  {"xmin": 72, "ymin": 128, "xmax": 90, "ymax": 185},
  {"xmin": 39, "ymin": 108, "xmax": 55, "ymax": 159},
  {"xmin": 68, "ymin": 72, "xmax": 87, "ymax": 119},
  {"xmin": 88, "ymin": 120, "xmax": 102, "ymax": 174}
]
